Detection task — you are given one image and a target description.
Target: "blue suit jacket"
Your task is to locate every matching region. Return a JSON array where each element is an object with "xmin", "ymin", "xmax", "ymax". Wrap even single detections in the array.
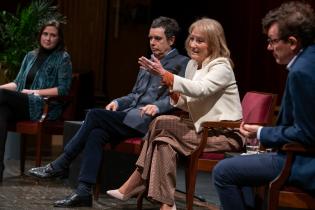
[
  {"xmin": 260, "ymin": 44, "xmax": 315, "ymax": 191},
  {"xmin": 115, "ymin": 49, "xmax": 189, "ymax": 134}
]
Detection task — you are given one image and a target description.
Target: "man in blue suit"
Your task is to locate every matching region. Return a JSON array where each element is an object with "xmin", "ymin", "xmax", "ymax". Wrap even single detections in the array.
[
  {"xmin": 213, "ymin": 2, "xmax": 315, "ymax": 210},
  {"xmin": 28, "ymin": 16, "xmax": 189, "ymax": 207}
]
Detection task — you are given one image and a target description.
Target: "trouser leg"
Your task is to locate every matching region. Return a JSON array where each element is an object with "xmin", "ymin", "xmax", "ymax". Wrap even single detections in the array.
[
  {"xmin": 74, "ymin": 109, "xmax": 143, "ymax": 185},
  {"xmin": 147, "ymin": 142, "xmax": 177, "ymax": 205},
  {"xmin": 62, "ymin": 109, "xmax": 138, "ymax": 162},
  {"xmin": 0, "ymin": 107, "xmax": 11, "ymax": 163},
  {"xmin": 0, "ymin": 89, "xmax": 29, "ymax": 181},
  {"xmin": 213, "ymin": 153, "xmax": 284, "ymax": 210}
]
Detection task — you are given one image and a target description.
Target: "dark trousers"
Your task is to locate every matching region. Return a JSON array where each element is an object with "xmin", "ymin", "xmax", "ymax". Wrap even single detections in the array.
[
  {"xmin": 63, "ymin": 108, "xmax": 144, "ymax": 184},
  {"xmin": 0, "ymin": 89, "xmax": 29, "ymax": 171},
  {"xmin": 212, "ymin": 152, "xmax": 285, "ymax": 210}
]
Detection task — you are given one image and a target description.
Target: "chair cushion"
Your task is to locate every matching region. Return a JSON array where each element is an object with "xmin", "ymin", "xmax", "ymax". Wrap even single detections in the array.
[
  {"xmin": 124, "ymin": 138, "xmax": 143, "ymax": 145},
  {"xmin": 200, "ymin": 152, "xmax": 225, "ymax": 160}
]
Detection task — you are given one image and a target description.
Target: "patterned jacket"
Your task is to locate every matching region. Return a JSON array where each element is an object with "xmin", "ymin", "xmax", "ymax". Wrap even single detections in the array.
[{"xmin": 14, "ymin": 49, "xmax": 72, "ymax": 120}]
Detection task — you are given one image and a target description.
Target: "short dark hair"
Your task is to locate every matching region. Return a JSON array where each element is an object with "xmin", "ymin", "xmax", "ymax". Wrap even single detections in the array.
[
  {"xmin": 38, "ymin": 19, "xmax": 65, "ymax": 51},
  {"xmin": 262, "ymin": 1, "xmax": 315, "ymax": 47},
  {"xmin": 151, "ymin": 16, "xmax": 179, "ymax": 40}
]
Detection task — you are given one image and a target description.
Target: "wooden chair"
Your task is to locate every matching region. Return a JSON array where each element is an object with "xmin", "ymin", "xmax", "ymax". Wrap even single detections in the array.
[
  {"xmin": 8, "ymin": 73, "xmax": 80, "ymax": 174},
  {"xmin": 185, "ymin": 91, "xmax": 278, "ymax": 210},
  {"xmin": 267, "ymin": 142, "xmax": 315, "ymax": 210}
]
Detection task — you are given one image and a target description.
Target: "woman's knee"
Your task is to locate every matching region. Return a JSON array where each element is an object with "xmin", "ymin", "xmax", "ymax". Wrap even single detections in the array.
[{"xmin": 151, "ymin": 115, "xmax": 179, "ymax": 127}]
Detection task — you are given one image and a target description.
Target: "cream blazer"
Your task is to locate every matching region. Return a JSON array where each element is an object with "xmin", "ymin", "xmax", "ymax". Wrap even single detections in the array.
[{"xmin": 171, "ymin": 57, "xmax": 242, "ymax": 132}]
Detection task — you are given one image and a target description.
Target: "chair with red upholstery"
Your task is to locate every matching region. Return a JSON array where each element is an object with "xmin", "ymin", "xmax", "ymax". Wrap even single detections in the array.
[
  {"xmin": 185, "ymin": 91, "xmax": 278, "ymax": 210},
  {"xmin": 9, "ymin": 73, "xmax": 80, "ymax": 174}
]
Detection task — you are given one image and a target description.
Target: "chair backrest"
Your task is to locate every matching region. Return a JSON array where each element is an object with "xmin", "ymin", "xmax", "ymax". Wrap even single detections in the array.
[{"xmin": 242, "ymin": 91, "xmax": 277, "ymax": 125}]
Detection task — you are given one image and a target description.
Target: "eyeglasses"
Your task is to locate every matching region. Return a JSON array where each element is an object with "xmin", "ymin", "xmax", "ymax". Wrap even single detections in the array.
[{"xmin": 267, "ymin": 38, "xmax": 281, "ymax": 46}]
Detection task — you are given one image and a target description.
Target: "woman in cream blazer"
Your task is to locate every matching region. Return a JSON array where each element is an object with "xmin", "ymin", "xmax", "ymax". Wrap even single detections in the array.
[{"xmin": 107, "ymin": 18, "xmax": 244, "ymax": 210}]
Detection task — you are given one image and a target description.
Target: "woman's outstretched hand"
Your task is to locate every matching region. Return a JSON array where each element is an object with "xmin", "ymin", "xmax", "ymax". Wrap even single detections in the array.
[{"xmin": 138, "ymin": 56, "xmax": 166, "ymax": 76}]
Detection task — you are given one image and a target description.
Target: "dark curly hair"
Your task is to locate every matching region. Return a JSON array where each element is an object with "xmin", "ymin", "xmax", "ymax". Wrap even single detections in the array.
[
  {"xmin": 151, "ymin": 16, "xmax": 179, "ymax": 40},
  {"xmin": 262, "ymin": 1, "xmax": 315, "ymax": 47}
]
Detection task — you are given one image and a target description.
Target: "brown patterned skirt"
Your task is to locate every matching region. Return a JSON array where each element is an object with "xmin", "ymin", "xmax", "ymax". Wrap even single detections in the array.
[{"xmin": 136, "ymin": 115, "xmax": 244, "ymax": 205}]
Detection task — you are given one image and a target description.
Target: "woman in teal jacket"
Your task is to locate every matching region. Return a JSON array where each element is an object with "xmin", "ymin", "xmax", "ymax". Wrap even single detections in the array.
[{"xmin": 0, "ymin": 20, "xmax": 72, "ymax": 181}]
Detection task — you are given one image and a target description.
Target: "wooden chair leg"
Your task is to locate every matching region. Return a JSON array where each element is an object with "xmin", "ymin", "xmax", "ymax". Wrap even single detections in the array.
[
  {"xmin": 20, "ymin": 134, "xmax": 26, "ymax": 175},
  {"xmin": 136, "ymin": 192, "xmax": 145, "ymax": 210},
  {"xmin": 93, "ymin": 169, "xmax": 102, "ymax": 201},
  {"xmin": 93, "ymin": 150, "xmax": 106, "ymax": 201},
  {"xmin": 267, "ymin": 187, "xmax": 279, "ymax": 210},
  {"xmin": 35, "ymin": 132, "xmax": 43, "ymax": 167},
  {"xmin": 255, "ymin": 185, "xmax": 268, "ymax": 210},
  {"xmin": 186, "ymin": 155, "xmax": 198, "ymax": 210}
]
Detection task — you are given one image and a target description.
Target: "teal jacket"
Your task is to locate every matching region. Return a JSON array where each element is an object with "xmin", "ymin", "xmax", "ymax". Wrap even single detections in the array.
[{"xmin": 14, "ymin": 49, "xmax": 72, "ymax": 120}]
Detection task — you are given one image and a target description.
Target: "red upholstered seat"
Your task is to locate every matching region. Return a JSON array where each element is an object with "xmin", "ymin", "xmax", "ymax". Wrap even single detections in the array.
[
  {"xmin": 199, "ymin": 152, "xmax": 225, "ymax": 160},
  {"xmin": 124, "ymin": 138, "xmax": 142, "ymax": 144}
]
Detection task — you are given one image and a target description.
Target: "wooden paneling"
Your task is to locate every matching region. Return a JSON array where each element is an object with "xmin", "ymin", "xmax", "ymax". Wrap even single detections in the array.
[
  {"xmin": 57, "ymin": 0, "xmax": 151, "ymax": 100},
  {"xmin": 58, "ymin": 0, "xmax": 107, "ymax": 95},
  {"xmin": 103, "ymin": 0, "xmax": 151, "ymax": 100}
]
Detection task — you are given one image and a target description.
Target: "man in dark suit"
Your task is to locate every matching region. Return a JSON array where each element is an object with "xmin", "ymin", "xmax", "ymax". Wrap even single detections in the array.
[
  {"xmin": 213, "ymin": 2, "xmax": 315, "ymax": 210},
  {"xmin": 28, "ymin": 16, "xmax": 189, "ymax": 208}
]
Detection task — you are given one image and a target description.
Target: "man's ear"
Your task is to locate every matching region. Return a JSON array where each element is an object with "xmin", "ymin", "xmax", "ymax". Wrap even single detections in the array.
[
  {"xmin": 287, "ymin": 36, "xmax": 299, "ymax": 49},
  {"xmin": 168, "ymin": 36, "xmax": 175, "ymax": 46}
]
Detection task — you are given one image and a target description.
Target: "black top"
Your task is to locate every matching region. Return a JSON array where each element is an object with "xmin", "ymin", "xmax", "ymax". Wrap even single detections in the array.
[{"xmin": 25, "ymin": 48, "xmax": 53, "ymax": 89}]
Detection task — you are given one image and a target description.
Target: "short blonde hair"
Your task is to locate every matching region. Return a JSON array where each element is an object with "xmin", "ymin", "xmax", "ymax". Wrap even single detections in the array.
[{"xmin": 185, "ymin": 18, "xmax": 233, "ymax": 66}]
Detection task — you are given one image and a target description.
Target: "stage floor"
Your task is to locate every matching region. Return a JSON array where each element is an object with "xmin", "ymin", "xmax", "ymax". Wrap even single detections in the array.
[{"xmin": 1, "ymin": 159, "xmax": 219, "ymax": 210}]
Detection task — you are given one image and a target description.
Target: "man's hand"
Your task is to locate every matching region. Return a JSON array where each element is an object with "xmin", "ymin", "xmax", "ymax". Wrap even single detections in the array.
[
  {"xmin": 139, "ymin": 104, "xmax": 159, "ymax": 117},
  {"xmin": 240, "ymin": 121, "xmax": 261, "ymax": 138},
  {"xmin": 105, "ymin": 101, "xmax": 118, "ymax": 111}
]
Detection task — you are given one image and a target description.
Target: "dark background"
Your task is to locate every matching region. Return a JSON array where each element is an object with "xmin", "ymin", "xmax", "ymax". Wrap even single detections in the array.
[{"xmin": 2, "ymin": 0, "xmax": 315, "ymax": 107}]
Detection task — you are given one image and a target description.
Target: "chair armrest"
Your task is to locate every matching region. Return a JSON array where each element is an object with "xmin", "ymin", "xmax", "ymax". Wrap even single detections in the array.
[
  {"xmin": 43, "ymin": 95, "xmax": 73, "ymax": 103},
  {"xmin": 281, "ymin": 142, "xmax": 315, "ymax": 154},
  {"xmin": 39, "ymin": 95, "xmax": 74, "ymax": 123},
  {"xmin": 190, "ymin": 120, "xmax": 241, "ymax": 158},
  {"xmin": 201, "ymin": 120, "xmax": 241, "ymax": 129},
  {"xmin": 270, "ymin": 142, "xmax": 315, "ymax": 190}
]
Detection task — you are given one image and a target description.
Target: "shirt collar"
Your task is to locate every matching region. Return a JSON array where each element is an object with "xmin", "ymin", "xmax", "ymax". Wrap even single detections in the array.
[
  {"xmin": 151, "ymin": 48, "xmax": 175, "ymax": 60},
  {"xmin": 287, "ymin": 49, "xmax": 303, "ymax": 70}
]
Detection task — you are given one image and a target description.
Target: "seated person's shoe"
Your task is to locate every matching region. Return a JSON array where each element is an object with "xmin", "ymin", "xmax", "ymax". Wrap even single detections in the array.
[
  {"xmin": 27, "ymin": 163, "xmax": 68, "ymax": 179},
  {"xmin": 107, "ymin": 185, "xmax": 146, "ymax": 201},
  {"xmin": 53, "ymin": 192, "xmax": 92, "ymax": 208}
]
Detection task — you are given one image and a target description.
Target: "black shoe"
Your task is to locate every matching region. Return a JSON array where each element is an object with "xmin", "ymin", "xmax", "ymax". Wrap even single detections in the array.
[
  {"xmin": 27, "ymin": 163, "xmax": 68, "ymax": 179},
  {"xmin": 53, "ymin": 192, "xmax": 92, "ymax": 207}
]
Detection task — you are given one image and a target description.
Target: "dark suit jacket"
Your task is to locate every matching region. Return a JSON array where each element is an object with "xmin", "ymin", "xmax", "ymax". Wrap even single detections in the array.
[
  {"xmin": 115, "ymin": 49, "xmax": 189, "ymax": 134},
  {"xmin": 260, "ymin": 44, "xmax": 315, "ymax": 191}
]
